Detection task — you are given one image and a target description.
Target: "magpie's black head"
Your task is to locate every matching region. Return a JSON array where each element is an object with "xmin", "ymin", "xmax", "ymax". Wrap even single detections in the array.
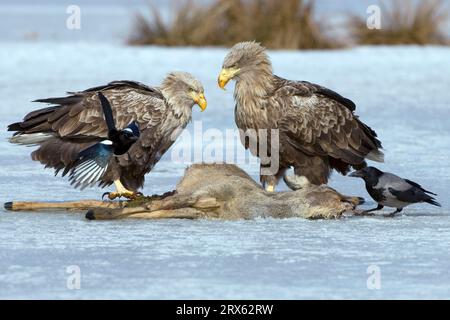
[
  {"xmin": 349, "ymin": 166, "xmax": 383, "ymax": 183},
  {"xmin": 119, "ymin": 129, "xmax": 138, "ymax": 145},
  {"xmin": 113, "ymin": 129, "xmax": 139, "ymax": 155}
]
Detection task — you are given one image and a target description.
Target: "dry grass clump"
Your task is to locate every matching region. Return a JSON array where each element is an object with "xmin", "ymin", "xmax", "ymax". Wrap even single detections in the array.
[
  {"xmin": 349, "ymin": 0, "xmax": 449, "ymax": 45},
  {"xmin": 128, "ymin": 0, "xmax": 339, "ymax": 49}
]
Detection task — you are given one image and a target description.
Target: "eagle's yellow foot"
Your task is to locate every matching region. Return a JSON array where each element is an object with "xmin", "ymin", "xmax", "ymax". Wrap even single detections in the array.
[
  {"xmin": 266, "ymin": 184, "xmax": 275, "ymax": 192},
  {"xmin": 102, "ymin": 191, "xmax": 141, "ymax": 200},
  {"xmin": 102, "ymin": 180, "xmax": 142, "ymax": 201}
]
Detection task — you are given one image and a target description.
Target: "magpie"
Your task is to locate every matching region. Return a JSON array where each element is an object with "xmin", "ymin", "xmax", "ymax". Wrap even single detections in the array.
[
  {"xmin": 68, "ymin": 92, "xmax": 140, "ymax": 191},
  {"xmin": 349, "ymin": 166, "xmax": 441, "ymax": 217}
]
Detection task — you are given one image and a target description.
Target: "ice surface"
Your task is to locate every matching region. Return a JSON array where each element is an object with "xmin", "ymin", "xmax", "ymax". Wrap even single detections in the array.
[{"xmin": 0, "ymin": 43, "xmax": 449, "ymax": 299}]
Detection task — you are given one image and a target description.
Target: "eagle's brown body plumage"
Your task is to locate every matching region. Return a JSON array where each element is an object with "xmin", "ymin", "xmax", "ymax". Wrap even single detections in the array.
[
  {"xmin": 8, "ymin": 73, "xmax": 205, "ymax": 192},
  {"xmin": 221, "ymin": 42, "xmax": 383, "ymax": 187}
]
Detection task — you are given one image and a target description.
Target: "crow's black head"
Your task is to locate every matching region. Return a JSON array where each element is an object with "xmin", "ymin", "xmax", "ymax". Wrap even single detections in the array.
[{"xmin": 349, "ymin": 166, "xmax": 383, "ymax": 184}]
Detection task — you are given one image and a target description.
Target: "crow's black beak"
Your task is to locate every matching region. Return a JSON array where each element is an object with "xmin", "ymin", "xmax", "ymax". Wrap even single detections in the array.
[
  {"xmin": 349, "ymin": 170, "xmax": 363, "ymax": 178},
  {"xmin": 130, "ymin": 136, "xmax": 139, "ymax": 142}
]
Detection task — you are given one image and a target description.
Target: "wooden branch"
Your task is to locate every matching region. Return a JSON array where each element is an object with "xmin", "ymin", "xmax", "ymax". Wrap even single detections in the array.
[
  {"xmin": 4, "ymin": 200, "xmax": 123, "ymax": 212},
  {"xmin": 86, "ymin": 196, "xmax": 220, "ymax": 220},
  {"xmin": 4, "ymin": 195, "xmax": 221, "ymax": 221},
  {"xmin": 87, "ymin": 208, "xmax": 204, "ymax": 220}
]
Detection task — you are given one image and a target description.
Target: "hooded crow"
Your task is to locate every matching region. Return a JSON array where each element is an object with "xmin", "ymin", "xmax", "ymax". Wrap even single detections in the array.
[{"xmin": 349, "ymin": 166, "xmax": 440, "ymax": 217}]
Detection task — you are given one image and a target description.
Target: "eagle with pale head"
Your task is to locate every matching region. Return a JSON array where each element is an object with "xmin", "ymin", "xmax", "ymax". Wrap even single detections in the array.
[
  {"xmin": 8, "ymin": 72, "xmax": 206, "ymax": 199},
  {"xmin": 218, "ymin": 41, "xmax": 383, "ymax": 191}
]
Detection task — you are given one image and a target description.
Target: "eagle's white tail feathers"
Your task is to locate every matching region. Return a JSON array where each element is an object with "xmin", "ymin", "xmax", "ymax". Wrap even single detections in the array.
[
  {"xmin": 283, "ymin": 175, "xmax": 311, "ymax": 191},
  {"xmin": 366, "ymin": 149, "xmax": 384, "ymax": 163},
  {"xmin": 9, "ymin": 133, "xmax": 53, "ymax": 146}
]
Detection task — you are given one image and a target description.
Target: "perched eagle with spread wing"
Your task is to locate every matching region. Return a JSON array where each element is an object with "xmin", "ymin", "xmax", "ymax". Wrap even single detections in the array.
[
  {"xmin": 8, "ymin": 72, "xmax": 207, "ymax": 199},
  {"xmin": 218, "ymin": 42, "xmax": 383, "ymax": 191}
]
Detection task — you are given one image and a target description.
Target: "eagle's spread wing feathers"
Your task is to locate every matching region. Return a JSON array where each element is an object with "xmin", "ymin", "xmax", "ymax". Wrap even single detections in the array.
[
  {"xmin": 9, "ymin": 81, "xmax": 171, "ymax": 189},
  {"xmin": 34, "ymin": 81, "xmax": 165, "ymax": 140},
  {"xmin": 275, "ymin": 80, "xmax": 382, "ymax": 166}
]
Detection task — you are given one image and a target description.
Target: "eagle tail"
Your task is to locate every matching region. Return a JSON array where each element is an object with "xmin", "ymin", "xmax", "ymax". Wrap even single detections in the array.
[
  {"xmin": 366, "ymin": 149, "xmax": 385, "ymax": 163},
  {"xmin": 9, "ymin": 132, "xmax": 54, "ymax": 146},
  {"xmin": 354, "ymin": 118, "xmax": 384, "ymax": 163}
]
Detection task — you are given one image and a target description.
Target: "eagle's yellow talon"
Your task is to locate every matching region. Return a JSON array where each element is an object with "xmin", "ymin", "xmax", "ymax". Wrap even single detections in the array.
[
  {"xmin": 121, "ymin": 191, "xmax": 139, "ymax": 200},
  {"xmin": 108, "ymin": 192, "xmax": 119, "ymax": 200},
  {"xmin": 103, "ymin": 191, "xmax": 139, "ymax": 201},
  {"xmin": 101, "ymin": 180, "xmax": 141, "ymax": 200}
]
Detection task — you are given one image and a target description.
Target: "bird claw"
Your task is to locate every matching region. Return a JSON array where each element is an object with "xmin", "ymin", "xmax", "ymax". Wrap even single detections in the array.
[
  {"xmin": 354, "ymin": 211, "xmax": 375, "ymax": 217},
  {"xmin": 102, "ymin": 191, "xmax": 143, "ymax": 201},
  {"xmin": 383, "ymin": 213, "xmax": 397, "ymax": 218}
]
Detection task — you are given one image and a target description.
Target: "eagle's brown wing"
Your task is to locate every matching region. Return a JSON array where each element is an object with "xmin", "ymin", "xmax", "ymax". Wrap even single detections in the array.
[
  {"xmin": 26, "ymin": 80, "xmax": 165, "ymax": 139},
  {"xmin": 8, "ymin": 81, "xmax": 170, "ymax": 186},
  {"xmin": 274, "ymin": 79, "xmax": 383, "ymax": 166}
]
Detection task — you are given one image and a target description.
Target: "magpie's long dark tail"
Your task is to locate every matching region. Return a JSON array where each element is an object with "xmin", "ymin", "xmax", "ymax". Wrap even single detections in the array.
[
  {"xmin": 425, "ymin": 198, "xmax": 441, "ymax": 207},
  {"xmin": 98, "ymin": 92, "xmax": 116, "ymax": 132}
]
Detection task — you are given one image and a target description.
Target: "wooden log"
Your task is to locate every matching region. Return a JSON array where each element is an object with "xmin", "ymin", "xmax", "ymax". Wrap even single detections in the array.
[
  {"xmin": 85, "ymin": 196, "xmax": 220, "ymax": 220},
  {"xmin": 4, "ymin": 200, "xmax": 123, "ymax": 212},
  {"xmin": 87, "ymin": 208, "xmax": 204, "ymax": 220}
]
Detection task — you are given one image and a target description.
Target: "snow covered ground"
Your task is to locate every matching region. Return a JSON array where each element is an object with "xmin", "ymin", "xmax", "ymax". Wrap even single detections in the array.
[{"xmin": 0, "ymin": 42, "xmax": 449, "ymax": 299}]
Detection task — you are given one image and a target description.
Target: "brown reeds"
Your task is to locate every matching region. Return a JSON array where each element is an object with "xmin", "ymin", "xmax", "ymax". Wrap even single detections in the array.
[
  {"xmin": 128, "ymin": 0, "xmax": 339, "ymax": 49},
  {"xmin": 349, "ymin": 0, "xmax": 449, "ymax": 45}
]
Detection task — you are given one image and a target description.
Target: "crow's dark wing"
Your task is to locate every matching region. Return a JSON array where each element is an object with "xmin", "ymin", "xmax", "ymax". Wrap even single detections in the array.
[
  {"xmin": 98, "ymin": 92, "xmax": 116, "ymax": 133},
  {"xmin": 388, "ymin": 186, "xmax": 437, "ymax": 204},
  {"xmin": 68, "ymin": 142, "xmax": 113, "ymax": 190},
  {"xmin": 404, "ymin": 179, "xmax": 437, "ymax": 196}
]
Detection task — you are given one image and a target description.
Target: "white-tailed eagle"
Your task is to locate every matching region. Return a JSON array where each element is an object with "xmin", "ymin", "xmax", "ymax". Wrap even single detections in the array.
[
  {"xmin": 8, "ymin": 72, "xmax": 206, "ymax": 199},
  {"xmin": 218, "ymin": 41, "xmax": 383, "ymax": 191}
]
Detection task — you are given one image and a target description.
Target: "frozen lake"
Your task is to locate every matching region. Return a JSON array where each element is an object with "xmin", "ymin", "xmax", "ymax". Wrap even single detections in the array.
[{"xmin": 0, "ymin": 42, "xmax": 449, "ymax": 299}]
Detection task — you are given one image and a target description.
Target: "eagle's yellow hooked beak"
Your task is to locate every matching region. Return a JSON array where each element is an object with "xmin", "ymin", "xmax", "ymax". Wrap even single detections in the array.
[
  {"xmin": 191, "ymin": 92, "xmax": 207, "ymax": 112},
  {"xmin": 218, "ymin": 67, "xmax": 240, "ymax": 90}
]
